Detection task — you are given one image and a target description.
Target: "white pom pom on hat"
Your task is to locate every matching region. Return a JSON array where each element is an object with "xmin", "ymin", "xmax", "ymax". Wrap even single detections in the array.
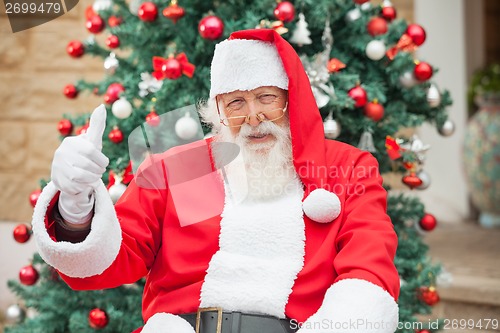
[{"xmin": 302, "ymin": 188, "xmax": 341, "ymax": 223}]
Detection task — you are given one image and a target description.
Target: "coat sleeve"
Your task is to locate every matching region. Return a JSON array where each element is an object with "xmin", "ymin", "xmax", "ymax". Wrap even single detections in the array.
[
  {"xmin": 298, "ymin": 151, "xmax": 400, "ymax": 333},
  {"xmin": 32, "ymin": 169, "xmax": 167, "ymax": 290}
]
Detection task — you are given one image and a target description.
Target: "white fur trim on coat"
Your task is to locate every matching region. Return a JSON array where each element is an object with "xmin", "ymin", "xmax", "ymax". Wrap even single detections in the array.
[
  {"xmin": 209, "ymin": 39, "xmax": 289, "ymax": 98},
  {"xmin": 142, "ymin": 313, "xmax": 195, "ymax": 333},
  {"xmin": 200, "ymin": 178, "xmax": 305, "ymax": 318},
  {"xmin": 31, "ymin": 181, "xmax": 122, "ymax": 278},
  {"xmin": 297, "ymin": 279, "xmax": 399, "ymax": 333},
  {"xmin": 302, "ymin": 188, "xmax": 341, "ymax": 223}
]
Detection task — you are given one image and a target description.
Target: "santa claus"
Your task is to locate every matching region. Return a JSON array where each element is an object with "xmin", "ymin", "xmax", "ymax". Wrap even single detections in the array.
[{"xmin": 32, "ymin": 29, "xmax": 400, "ymax": 333}]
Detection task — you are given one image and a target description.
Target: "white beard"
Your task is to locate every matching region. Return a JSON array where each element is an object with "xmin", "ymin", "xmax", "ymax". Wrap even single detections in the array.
[{"xmin": 212, "ymin": 120, "xmax": 299, "ymax": 201}]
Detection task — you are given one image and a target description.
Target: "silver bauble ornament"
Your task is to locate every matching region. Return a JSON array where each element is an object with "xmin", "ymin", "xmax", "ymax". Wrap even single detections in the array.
[
  {"xmin": 323, "ymin": 114, "xmax": 341, "ymax": 139},
  {"xmin": 104, "ymin": 53, "xmax": 119, "ymax": 74},
  {"xmin": 109, "ymin": 181, "xmax": 127, "ymax": 204},
  {"xmin": 345, "ymin": 8, "xmax": 361, "ymax": 23},
  {"xmin": 438, "ymin": 119, "xmax": 455, "ymax": 137},
  {"xmin": 5, "ymin": 304, "xmax": 26, "ymax": 324},
  {"xmin": 399, "ymin": 71, "xmax": 417, "ymax": 88},
  {"xmin": 112, "ymin": 97, "xmax": 133, "ymax": 119},
  {"xmin": 366, "ymin": 40, "xmax": 386, "ymax": 61},
  {"xmin": 416, "ymin": 169, "xmax": 431, "ymax": 190},
  {"xmin": 175, "ymin": 113, "xmax": 199, "ymax": 140},
  {"xmin": 427, "ymin": 83, "xmax": 441, "ymax": 107}
]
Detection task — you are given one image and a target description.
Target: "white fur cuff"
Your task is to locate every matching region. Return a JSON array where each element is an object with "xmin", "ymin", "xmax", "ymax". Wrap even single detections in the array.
[
  {"xmin": 142, "ymin": 313, "xmax": 195, "ymax": 333},
  {"xmin": 32, "ymin": 181, "xmax": 122, "ymax": 278},
  {"xmin": 297, "ymin": 279, "xmax": 398, "ymax": 333}
]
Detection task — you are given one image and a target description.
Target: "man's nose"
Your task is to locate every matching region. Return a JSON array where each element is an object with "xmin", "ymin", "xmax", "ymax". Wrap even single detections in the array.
[{"xmin": 246, "ymin": 102, "xmax": 261, "ymax": 127}]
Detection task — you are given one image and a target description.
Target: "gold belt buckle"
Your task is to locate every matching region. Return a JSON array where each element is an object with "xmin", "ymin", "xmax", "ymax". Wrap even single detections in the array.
[{"xmin": 196, "ymin": 307, "xmax": 223, "ymax": 333}]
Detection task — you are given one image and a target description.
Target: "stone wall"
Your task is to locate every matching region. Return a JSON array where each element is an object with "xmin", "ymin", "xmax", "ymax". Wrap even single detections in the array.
[{"xmin": 0, "ymin": 0, "xmax": 414, "ymax": 223}]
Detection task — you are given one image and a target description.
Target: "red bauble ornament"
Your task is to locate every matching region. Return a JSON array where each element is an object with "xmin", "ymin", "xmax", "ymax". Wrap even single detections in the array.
[
  {"xmin": 76, "ymin": 124, "xmax": 89, "ymax": 135},
  {"xmin": 63, "ymin": 84, "xmax": 78, "ymax": 99},
  {"xmin": 414, "ymin": 62, "xmax": 433, "ymax": 81},
  {"xmin": 105, "ymin": 83, "xmax": 125, "ymax": 104},
  {"xmin": 418, "ymin": 286, "xmax": 440, "ymax": 306},
  {"xmin": 367, "ymin": 17, "xmax": 388, "ymax": 36},
  {"xmin": 418, "ymin": 331, "xmax": 431, "ymax": 333},
  {"xmin": 406, "ymin": 24, "xmax": 426, "ymax": 46},
  {"xmin": 108, "ymin": 15, "xmax": 122, "ymax": 27},
  {"xmin": 364, "ymin": 101, "xmax": 384, "ymax": 121},
  {"xmin": 381, "ymin": 5, "xmax": 397, "ymax": 21},
  {"xmin": 66, "ymin": 40, "xmax": 84, "ymax": 58},
  {"xmin": 138, "ymin": 2, "xmax": 158, "ymax": 22},
  {"xmin": 419, "ymin": 213, "xmax": 437, "ymax": 231},
  {"xmin": 88, "ymin": 308, "xmax": 109, "ymax": 329},
  {"xmin": 198, "ymin": 15, "xmax": 224, "ymax": 40},
  {"xmin": 146, "ymin": 111, "xmax": 160, "ymax": 127},
  {"xmin": 354, "ymin": 0, "xmax": 370, "ymax": 4},
  {"xmin": 163, "ymin": 2, "xmax": 185, "ymax": 23},
  {"xmin": 86, "ymin": 15, "xmax": 105, "ymax": 34},
  {"xmin": 109, "ymin": 127, "xmax": 124, "ymax": 143},
  {"xmin": 274, "ymin": 1, "xmax": 295, "ymax": 23},
  {"xmin": 106, "ymin": 35, "xmax": 120, "ymax": 49},
  {"xmin": 13, "ymin": 224, "xmax": 31, "ymax": 243},
  {"xmin": 29, "ymin": 189, "xmax": 42, "ymax": 207},
  {"xmin": 402, "ymin": 172, "xmax": 423, "ymax": 189},
  {"xmin": 19, "ymin": 265, "xmax": 39, "ymax": 286},
  {"xmin": 85, "ymin": 5, "xmax": 96, "ymax": 19},
  {"xmin": 348, "ymin": 86, "xmax": 368, "ymax": 108},
  {"xmin": 58, "ymin": 119, "xmax": 73, "ymax": 136},
  {"xmin": 160, "ymin": 57, "xmax": 182, "ymax": 79}
]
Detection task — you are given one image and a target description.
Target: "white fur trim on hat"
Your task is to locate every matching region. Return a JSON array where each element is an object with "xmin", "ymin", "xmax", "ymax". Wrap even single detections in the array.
[
  {"xmin": 209, "ymin": 39, "xmax": 289, "ymax": 98},
  {"xmin": 296, "ymin": 279, "xmax": 399, "ymax": 333},
  {"xmin": 31, "ymin": 181, "xmax": 122, "ymax": 278},
  {"xmin": 302, "ymin": 188, "xmax": 341, "ymax": 223},
  {"xmin": 142, "ymin": 313, "xmax": 195, "ymax": 333}
]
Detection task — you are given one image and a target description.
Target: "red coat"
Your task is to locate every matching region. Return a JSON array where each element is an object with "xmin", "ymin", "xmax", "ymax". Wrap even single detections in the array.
[{"xmin": 43, "ymin": 138, "xmax": 399, "ymax": 324}]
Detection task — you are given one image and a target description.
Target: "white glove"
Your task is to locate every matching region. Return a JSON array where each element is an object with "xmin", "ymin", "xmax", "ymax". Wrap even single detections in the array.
[{"xmin": 51, "ymin": 105, "xmax": 109, "ymax": 224}]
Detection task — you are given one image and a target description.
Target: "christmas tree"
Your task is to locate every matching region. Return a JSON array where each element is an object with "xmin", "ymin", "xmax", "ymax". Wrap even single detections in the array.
[{"xmin": 7, "ymin": 0, "xmax": 452, "ymax": 332}]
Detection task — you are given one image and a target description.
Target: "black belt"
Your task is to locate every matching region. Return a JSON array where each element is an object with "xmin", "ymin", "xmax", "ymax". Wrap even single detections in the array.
[{"xmin": 180, "ymin": 307, "xmax": 298, "ymax": 333}]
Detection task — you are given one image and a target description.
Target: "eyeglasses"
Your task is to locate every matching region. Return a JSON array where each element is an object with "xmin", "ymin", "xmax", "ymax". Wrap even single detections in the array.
[{"xmin": 217, "ymin": 99, "xmax": 288, "ymax": 128}]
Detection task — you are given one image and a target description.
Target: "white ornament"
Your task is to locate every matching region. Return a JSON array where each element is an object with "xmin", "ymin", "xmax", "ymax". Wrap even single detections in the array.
[
  {"xmin": 112, "ymin": 97, "xmax": 133, "ymax": 119},
  {"xmin": 436, "ymin": 267, "xmax": 453, "ymax": 288},
  {"xmin": 290, "ymin": 13, "xmax": 312, "ymax": 47},
  {"xmin": 427, "ymin": 83, "xmax": 441, "ymax": 107},
  {"xmin": 399, "ymin": 71, "xmax": 417, "ymax": 88},
  {"xmin": 323, "ymin": 113, "xmax": 341, "ymax": 139},
  {"xmin": 109, "ymin": 181, "xmax": 127, "ymax": 204},
  {"xmin": 93, "ymin": 0, "xmax": 112, "ymax": 12},
  {"xmin": 416, "ymin": 169, "xmax": 431, "ymax": 190},
  {"xmin": 365, "ymin": 40, "xmax": 386, "ymax": 61},
  {"xmin": 175, "ymin": 113, "xmax": 199, "ymax": 140},
  {"xmin": 438, "ymin": 119, "xmax": 455, "ymax": 137},
  {"xmin": 104, "ymin": 53, "xmax": 119, "ymax": 74},
  {"xmin": 128, "ymin": 0, "xmax": 142, "ymax": 15},
  {"xmin": 302, "ymin": 188, "xmax": 341, "ymax": 223},
  {"xmin": 5, "ymin": 304, "xmax": 25, "ymax": 324},
  {"xmin": 138, "ymin": 72, "xmax": 163, "ymax": 97},
  {"xmin": 360, "ymin": 2, "xmax": 372, "ymax": 11},
  {"xmin": 345, "ymin": 8, "xmax": 361, "ymax": 23}
]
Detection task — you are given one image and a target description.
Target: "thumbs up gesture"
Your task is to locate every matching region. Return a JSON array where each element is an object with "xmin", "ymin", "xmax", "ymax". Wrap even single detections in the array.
[{"xmin": 51, "ymin": 105, "xmax": 110, "ymax": 224}]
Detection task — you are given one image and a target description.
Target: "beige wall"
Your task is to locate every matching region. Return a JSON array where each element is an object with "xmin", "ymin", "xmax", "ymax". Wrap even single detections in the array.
[{"xmin": 0, "ymin": 0, "xmax": 102, "ymax": 222}]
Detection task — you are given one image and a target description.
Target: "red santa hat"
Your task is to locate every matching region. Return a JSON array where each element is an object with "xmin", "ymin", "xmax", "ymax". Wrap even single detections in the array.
[{"xmin": 210, "ymin": 29, "xmax": 341, "ymax": 223}]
